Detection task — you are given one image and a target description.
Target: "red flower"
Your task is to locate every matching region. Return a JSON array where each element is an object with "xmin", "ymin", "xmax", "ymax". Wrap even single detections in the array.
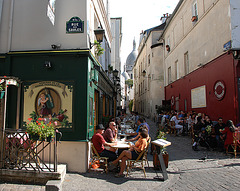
[
  {"xmin": 38, "ymin": 123, "xmax": 41, "ymax": 125},
  {"xmin": 28, "ymin": 118, "xmax": 32, "ymax": 121}
]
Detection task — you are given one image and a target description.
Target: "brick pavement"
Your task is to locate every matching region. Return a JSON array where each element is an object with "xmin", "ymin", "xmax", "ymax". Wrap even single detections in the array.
[{"xmin": 1, "ymin": 117, "xmax": 240, "ymax": 190}]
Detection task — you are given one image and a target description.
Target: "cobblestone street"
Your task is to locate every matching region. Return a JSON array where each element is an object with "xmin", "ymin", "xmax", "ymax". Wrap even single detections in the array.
[{"xmin": 1, "ymin": 118, "xmax": 240, "ymax": 191}]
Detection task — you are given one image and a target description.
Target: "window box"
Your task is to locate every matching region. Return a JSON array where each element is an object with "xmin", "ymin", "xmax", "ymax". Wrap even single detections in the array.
[{"xmin": 191, "ymin": 16, "xmax": 198, "ymax": 22}]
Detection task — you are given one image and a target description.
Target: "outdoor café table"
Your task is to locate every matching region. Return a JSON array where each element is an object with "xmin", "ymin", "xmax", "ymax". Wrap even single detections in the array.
[
  {"xmin": 151, "ymin": 139, "xmax": 171, "ymax": 181},
  {"xmin": 111, "ymin": 139, "xmax": 131, "ymax": 149},
  {"xmin": 118, "ymin": 131, "xmax": 135, "ymax": 139}
]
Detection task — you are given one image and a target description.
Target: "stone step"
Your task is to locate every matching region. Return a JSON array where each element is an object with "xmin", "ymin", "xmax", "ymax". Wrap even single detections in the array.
[{"xmin": 0, "ymin": 164, "xmax": 67, "ymax": 185}]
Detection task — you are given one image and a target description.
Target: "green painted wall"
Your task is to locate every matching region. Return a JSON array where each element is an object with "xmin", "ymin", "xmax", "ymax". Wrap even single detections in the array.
[{"xmin": 1, "ymin": 51, "xmax": 92, "ymax": 141}]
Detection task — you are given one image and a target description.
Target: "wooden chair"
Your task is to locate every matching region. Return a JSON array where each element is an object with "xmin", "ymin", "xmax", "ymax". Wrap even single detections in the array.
[
  {"xmin": 170, "ymin": 121, "xmax": 177, "ymax": 136},
  {"xmin": 126, "ymin": 140, "xmax": 150, "ymax": 178},
  {"xmin": 143, "ymin": 137, "xmax": 151, "ymax": 167},
  {"xmin": 226, "ymin": 128, "xmax": 240, "ymax": 158},
  {"xmin": 90, "ymin": 143, "xmax": 109, "ymax": 173},
  {"xmin": 190, "ymin": 125, "xmax": 195, "ymax": 144}
]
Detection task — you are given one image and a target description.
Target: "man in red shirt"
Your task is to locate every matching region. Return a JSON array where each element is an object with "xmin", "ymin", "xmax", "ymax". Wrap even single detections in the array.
[{"xmin": 92, "ymin": 124, "xmax": 117, "ymax": 161}]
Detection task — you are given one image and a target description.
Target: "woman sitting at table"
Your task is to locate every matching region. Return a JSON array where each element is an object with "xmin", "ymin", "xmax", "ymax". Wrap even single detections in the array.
[
  {"xmin": 127, "ymin": 125, "xmax": 149, "ymax": 142},
  {"xmin": 109, "ymin": 128, "xmax": 148, "ymax": 177}
]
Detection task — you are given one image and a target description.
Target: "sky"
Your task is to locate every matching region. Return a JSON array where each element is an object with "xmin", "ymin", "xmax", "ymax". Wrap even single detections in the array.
[{"xmin": 109, "ymin": 0, "xmax": 180, "ymax": 68}]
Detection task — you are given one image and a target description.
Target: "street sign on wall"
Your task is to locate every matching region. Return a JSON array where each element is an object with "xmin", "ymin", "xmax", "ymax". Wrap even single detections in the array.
[{"xmin": 66, "ymin": 17, "xmax": 84, "ymax": 33}]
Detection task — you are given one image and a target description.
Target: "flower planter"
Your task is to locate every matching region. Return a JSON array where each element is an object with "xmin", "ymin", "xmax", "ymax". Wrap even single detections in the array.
[
  {"xmin": 0, "ymin": 91, "xmax": 5, "ymax": 99},
  {"xmin": 47, "ymin": 136, "xmax": 53, "ymax": 142},
  {"xmin": 153, "ymin": 151, "xmax": 169, "ymax": 170},
  {"xmin": 29, "ymin": 134, "xmax": 40, "ymax": 141},
  {"xmin": 191, "ymin": 16, "xmax": 198, "ymax": 22}
]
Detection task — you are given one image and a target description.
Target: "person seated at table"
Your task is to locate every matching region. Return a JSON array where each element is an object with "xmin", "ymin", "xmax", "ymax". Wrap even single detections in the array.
[
  {"xmin": 170, "ymin": 113, "xmax": 183, "ymax": 135},
  {"xmin": 220, "ymin": 120, "xmax": 237, "ymax": 150},
  {"xmin": 127, "ymin": 125, "xmax": 149, "ymax": 142},
  {"xmin": 126, "ymin": 117, "xmax": 145, "ymax": 138},
  {"xmin": 92, "ymin": 124, "xmax": 117, "ymax": 162},
  {"xmin": 103, "ymin": 121, "xmax": 118, "ymax": 152},
  {"xmin": 103, "ymin": 121, "xmax": 118, "ymax": 143},
  {"xmin": 110, "ymin": 129, "xmax": 148, "ymax": 177}
]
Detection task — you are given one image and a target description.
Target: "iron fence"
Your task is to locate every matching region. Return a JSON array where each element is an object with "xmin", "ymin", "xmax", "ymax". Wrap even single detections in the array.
[{"xmin": 0, "ymin": 128, "xmax": 58, "ymax": 172}]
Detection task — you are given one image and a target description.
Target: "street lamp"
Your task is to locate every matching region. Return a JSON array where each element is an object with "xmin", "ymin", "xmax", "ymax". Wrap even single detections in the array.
[
  {"xmin": 90, "ymin": 26, "xmax": 105, "ymax": 49},
  {"xmin": 113, "ymin": 69, "xmax": 119, "ymax": 78}
]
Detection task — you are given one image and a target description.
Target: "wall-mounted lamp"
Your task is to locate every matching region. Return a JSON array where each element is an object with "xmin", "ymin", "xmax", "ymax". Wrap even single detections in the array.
[
  {"xmin": 113, "ymin": 69, "xmax": 119, "ymax": 77},
  {"xmin": 44, "ymin": 61, "xmax": 52, "ymax": 69},
  {"xmin": 90, "ymin": 26, "xmax": 105, "ymax": 49},
  {"xmin": 51, "ymin": 44, "xmax": 61, "ymax": 49}
]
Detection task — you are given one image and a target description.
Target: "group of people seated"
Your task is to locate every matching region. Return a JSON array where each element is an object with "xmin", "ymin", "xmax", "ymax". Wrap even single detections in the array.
[
  {"xmin": 91, "ymin": 115, "xmax": 150, "ymax": 177},
  {"xmin": 158, "ymin": 110, "xmax": 239, "ymax": 153}
]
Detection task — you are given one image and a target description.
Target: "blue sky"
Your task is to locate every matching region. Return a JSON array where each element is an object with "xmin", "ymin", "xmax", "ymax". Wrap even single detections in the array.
[{"xmin": 109, "ymin": 0, "xmax": 179, "ymax": 68}]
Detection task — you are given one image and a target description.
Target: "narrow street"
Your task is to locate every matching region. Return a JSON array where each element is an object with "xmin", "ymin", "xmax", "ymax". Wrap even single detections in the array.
[
  {"xmin": 1, "ymin": 117, "xmax": 240, "ymax": 191},
  {"xmin": 61, "ymin": 118, "xmax": 240, "ymax": 191}
]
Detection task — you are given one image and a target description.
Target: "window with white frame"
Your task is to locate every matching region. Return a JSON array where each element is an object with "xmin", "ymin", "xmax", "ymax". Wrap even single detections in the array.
[
  {"xmin": 167, "ymin": 36, "xmax": 170, "ymax": 46},
  {"xmin": 168, "ymin": 66, "xmax": 172, "ymax": 84},
  {"xmin": 192, "ymin": 0, "xmax": 198, "ymax": 17},
  {"xmin": 175, "ymin": 60, "xmax": 179, "ymax": 80},
  {"xmin": 184, "ymin": 52, "xmax": 189, "ymax": 75}
]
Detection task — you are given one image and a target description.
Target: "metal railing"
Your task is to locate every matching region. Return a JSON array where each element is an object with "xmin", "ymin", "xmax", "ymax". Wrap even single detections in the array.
[{"xmin": 0, "ymin": 128, "xmax": 58, "ymax": 172}]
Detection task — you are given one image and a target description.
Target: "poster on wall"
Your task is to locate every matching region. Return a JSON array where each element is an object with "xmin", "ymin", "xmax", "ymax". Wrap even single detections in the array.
[
  {"xmin": 191, "ymin": 85, "xmax": 207, "ymax": 108},
  {"xmin": 47, "ymin": 0, "xmax": 56, "ymax": 25},
  {"xmin": 23, "ymin": 81, "xmax": 73, "ymax": 128}
]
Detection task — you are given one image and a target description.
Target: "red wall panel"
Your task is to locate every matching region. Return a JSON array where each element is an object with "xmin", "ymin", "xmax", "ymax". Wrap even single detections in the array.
[{"xmin": 165, "ymin": 53, "xmax": 238, "ymax": 123}]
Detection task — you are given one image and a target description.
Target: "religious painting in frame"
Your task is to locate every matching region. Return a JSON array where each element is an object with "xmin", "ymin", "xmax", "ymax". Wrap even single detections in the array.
[{"xmin": 23, "ymin": 81, "xmax": 73, "ymax": 128}]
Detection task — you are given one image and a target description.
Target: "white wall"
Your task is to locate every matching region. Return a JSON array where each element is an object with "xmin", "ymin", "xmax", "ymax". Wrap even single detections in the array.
[
  {"xmin": 0, "ymin": 0, "xmax": 87, "ymax": 52},
  {"xmin": 163, "ymin": 0, "xmax": 231, "ymax": 86}
]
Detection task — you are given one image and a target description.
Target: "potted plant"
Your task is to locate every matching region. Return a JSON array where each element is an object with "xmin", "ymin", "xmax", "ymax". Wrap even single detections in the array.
[
  {"xmin": 153, "ymin": 130, "xmax": 169, "ymax": 170},
  {"xmin": 26, "ymin": 115, "xmax": 55, "ymax": 141},
  {"xmin": 191, "ymin": 15, "xmax": 198, "ymax": 22},
  {"xmin": 166, "ymin": 45, "xmax": 170, "ymax": 52}
]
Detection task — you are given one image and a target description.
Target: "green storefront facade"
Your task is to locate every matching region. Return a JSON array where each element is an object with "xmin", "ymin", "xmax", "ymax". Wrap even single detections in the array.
[{"xmin": 0, "ymin": 49, "xmax": 116, "ymax": 172}]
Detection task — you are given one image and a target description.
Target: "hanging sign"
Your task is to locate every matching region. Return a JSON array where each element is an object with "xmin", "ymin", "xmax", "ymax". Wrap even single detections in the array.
[{"xmin": 66, "ymin": 17, "xmax": 84, "ymax": 33}]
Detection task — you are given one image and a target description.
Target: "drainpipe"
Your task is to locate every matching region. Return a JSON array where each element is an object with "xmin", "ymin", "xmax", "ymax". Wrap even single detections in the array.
[{"xmin": 8, "ymin": 0, "xmax": 15, "ymax": 52}]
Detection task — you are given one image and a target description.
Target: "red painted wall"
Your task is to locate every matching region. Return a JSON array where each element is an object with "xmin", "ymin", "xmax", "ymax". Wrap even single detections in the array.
[{"xmin": 165, "ymin": 53, "xmax": 239, "ymax": 123}]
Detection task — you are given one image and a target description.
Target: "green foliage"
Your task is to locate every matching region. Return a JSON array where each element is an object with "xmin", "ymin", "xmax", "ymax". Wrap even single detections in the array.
[
  {"xmin": 26, "ymin": 117, "xmax": 55, "ymax": 140},
  {"xmin": 125, "ymin": 79, "xmax": 133, "ymax": 88},
  {"xmin": 108, "ymin": 65, "xmax": 113, "ymax": 73},
  {"xmin": 0, "ymin": 83, "xmax": 5, "ymax": 91},
  {"xmin": 129, "ymin": 100, "xmax": 133, "ymax": 112},
  {"xmin": 94, "ymin": 40, "xmax": 104, "ymax": 56}
]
